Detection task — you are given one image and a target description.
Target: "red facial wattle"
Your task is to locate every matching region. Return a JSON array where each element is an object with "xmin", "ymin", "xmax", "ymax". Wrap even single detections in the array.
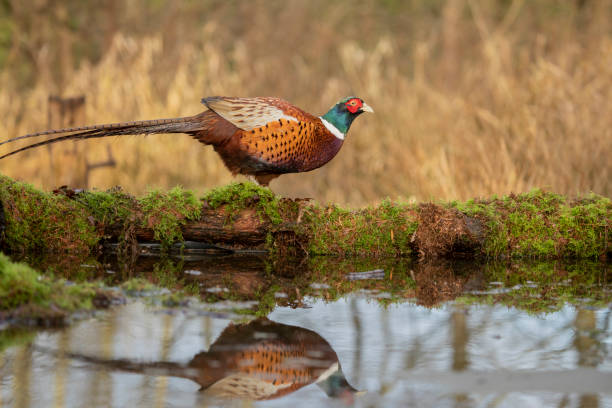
[{"xmin": 345, "ymin": 98, "xmax": 363, "ymax": 113}]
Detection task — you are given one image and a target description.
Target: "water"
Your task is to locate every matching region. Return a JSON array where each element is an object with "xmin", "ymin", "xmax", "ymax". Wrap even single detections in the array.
[{"xmin": 1, "ymin": 257, "xmax": 611, "ymax": 407}]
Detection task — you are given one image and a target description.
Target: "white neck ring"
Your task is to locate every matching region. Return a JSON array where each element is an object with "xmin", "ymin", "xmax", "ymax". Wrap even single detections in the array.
[{"xmin": 320, "ymin": 117, "xmax": 345, "ymax": 140}]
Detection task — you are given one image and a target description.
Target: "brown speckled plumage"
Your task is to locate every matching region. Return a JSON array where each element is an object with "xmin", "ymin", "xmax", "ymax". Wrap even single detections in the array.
[
  {"xmin": 0, "ymin": 96, "xmax": 372, "ymax": 186},
  {"xmin": 55, "ymin": 318, "xmax": 359, "ymax": 402},
  {"xmin": 191, "ymin": 318, "xmax": 334, "ymax": 399}
]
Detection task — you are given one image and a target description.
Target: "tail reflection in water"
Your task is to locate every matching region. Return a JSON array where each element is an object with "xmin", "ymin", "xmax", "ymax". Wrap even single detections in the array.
[{"xmin": 41, "ymin": 318, "xmax": 361, "ymax": 403}]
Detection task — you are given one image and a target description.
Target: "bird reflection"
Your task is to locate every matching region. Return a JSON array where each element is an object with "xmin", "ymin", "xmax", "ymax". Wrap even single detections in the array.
[{"xmin": 52, "ymin": 318, "xmax": 360, "ymax": 403}]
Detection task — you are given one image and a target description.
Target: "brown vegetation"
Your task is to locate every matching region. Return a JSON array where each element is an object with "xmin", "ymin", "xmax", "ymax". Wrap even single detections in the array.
[{"xmin": 0, "ymin": 1, "xmax": 610, "ymax": 205}]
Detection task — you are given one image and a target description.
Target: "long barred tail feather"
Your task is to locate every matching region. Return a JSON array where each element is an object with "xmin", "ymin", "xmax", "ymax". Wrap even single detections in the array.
[
  {"xmin": 0, "ymin": 117, "xmax": 196, "ymax": 147},
  {"xmin": 33, "ymin": 345, "xmax": 195, "ymax": 382},
  {"xmin": 0, "ymin": 116, "xmax": 203, "ymax": 160}
]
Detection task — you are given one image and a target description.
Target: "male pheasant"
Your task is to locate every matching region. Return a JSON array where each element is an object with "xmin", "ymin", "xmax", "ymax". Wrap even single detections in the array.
[
  {"xmin": 54, "ymin": 318, "xmax": 360, "ymax": 402},
  {"xmin": 0, "ymin": 96, "xmax": 373, "ymax": 186}
]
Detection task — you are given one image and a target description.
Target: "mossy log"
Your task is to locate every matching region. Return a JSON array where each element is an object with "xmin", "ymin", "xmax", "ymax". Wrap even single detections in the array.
[
  {"xmin": 106, "ymin": 207, "xmax": 272, "ymax": 248},
  {"xmin": 0, "ymin": 175, "xmax": 610, "ymax": 260}
]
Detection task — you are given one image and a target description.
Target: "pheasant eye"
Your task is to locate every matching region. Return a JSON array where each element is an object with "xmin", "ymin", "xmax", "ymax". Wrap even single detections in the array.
[{"xmin": 345, "ymin": 98, "xmax": 362, "ymax": 113}]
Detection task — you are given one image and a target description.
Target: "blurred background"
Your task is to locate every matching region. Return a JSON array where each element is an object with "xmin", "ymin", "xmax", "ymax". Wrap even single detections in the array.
[{"xmin": 0, "ymin": 0, "xmax": 610, "ymax": 206}]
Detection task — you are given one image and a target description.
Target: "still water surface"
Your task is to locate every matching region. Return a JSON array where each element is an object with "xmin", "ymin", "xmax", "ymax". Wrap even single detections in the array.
[{"xmin": 1, "ymin": 293, "xmax": 611, "ymax": 407}]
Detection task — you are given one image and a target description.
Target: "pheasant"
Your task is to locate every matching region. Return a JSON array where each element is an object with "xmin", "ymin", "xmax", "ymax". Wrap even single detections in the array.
[
  {"xmin": 47, "ymin": 318, "xmax": 361, "ymax": 402},
  {"xmin": 0, "ymin": 96, "xmax": 373, "ymax": 186}
]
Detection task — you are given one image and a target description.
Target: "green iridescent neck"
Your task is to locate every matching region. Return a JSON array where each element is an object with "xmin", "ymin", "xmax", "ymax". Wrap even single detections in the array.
[{"xmin": 321, "ymin": 103, "xmax": 356, "ymax": 135}]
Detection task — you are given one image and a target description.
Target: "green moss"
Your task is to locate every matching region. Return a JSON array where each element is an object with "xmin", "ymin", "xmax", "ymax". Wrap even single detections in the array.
[
  {"xmin": 0, "ymin": 175, "xmax": 99, "ymax": 254},
  {"xmin": 151, "ymin": 258, "xmax": 183, "ymax": 287},
  {"xmin": 203, "ymin": 182, "xmax": 282, "ymax": 224},
  {"xmin": 0, "ymin": 328, "xmax": 36, "ymax": 353},
  {"xmin": 0, "ymin": 252, "xmax": 116, "ymax": 317},
  {"xmin": 194, "ymin": 255, "xmax": 419, "ymax": 312},
  {"xmin": 451, "ymin": 189, "xmax": 611, "ymax": 259},
  {"xmin": 0, "ymin": 252, "xmax": 51, "ymax": 309},
  {"xmin": 52, "ymin": 283, "xmax": 97, "ymax": 311},
  {"xmin": 120, "ymin": 277, "xmax": 158, "ymax": 294},
  {"xmin": 126, "ymin": 256, "xmax": 609, "ymax": 315},
  {"xmin": 79, "ymin": 185, "xmax": 203, "ymax": 248},
  {"xmin": 305, "ymin": 200, "xmax": 417, "ymax": 256},
  {"xmin": 506, "ymin": 210, "xmax": 556, "ymax": 257},
  {"xmin": 75, "ymin": 188, "xmax": 135, "ymax": 225},
  {"xmin": 456, "ymin": 260, "xmax": 611, "ymax": 313},
  {"xmin": 254, "ymin": 284, "xmax": 283, "ymax": 317},
  {"xmin": 0, "ymin": 174, "xmax": 608, "ymax": 260},
  {"xmin": 138, "ymin": 186, "xmax": 201, "ymax": 246},
  {"xmin": 558, "ymin": 195, "xmax": 611, "ymax": 258},
  {"xmin": 120, "ymin": 260, "xmax": 199, "ymax": 301},
  {"xmin": 232, "ymin": 307, "xmax": 258, "ymax": 316},
  {"xmin": 150, "ymin": 258, "xmax": 199, "ymax": 296}
]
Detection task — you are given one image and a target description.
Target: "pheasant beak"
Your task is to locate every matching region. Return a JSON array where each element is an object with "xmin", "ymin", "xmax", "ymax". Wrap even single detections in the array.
[{"xmin": 361, "ymin": 102, "xmax": 374, "ymax": 113}]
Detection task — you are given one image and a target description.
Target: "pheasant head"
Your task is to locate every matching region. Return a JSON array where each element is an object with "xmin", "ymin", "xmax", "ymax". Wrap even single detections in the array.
[{"xmin": 320, "ymin": 96, "xmax": 374, "ymax": 140}]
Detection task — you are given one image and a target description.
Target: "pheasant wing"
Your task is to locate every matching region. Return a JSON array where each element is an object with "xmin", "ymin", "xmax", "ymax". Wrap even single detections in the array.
[{"xmin": 202, "ymin": 97, "xmax": 308, "ymax": 131}]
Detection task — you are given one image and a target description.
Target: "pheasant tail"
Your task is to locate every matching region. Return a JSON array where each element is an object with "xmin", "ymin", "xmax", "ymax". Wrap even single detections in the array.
[{"xmin": 0, "ymin": 115, "xmax": 207, "ymax": 160}]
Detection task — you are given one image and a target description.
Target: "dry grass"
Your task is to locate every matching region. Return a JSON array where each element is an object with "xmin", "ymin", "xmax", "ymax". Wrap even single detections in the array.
[{"xmin": 0, "ymin": 0, "xmax": 610, "ymax": 206}]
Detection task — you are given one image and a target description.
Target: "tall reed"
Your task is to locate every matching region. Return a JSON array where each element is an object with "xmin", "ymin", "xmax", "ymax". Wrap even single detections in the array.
[{"xmin": 0, "ymin": 0, "xmax": 609, "ymax": 206}]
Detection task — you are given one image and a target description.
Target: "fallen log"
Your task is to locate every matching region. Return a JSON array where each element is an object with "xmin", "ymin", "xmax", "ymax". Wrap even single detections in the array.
[
  {"xmin": 0, "ymin": 175, "xmax": 610, "ymax": 260},
  {"xmin": 106, "ymin": 207, "xmax": 272, "ymax": 248}
]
